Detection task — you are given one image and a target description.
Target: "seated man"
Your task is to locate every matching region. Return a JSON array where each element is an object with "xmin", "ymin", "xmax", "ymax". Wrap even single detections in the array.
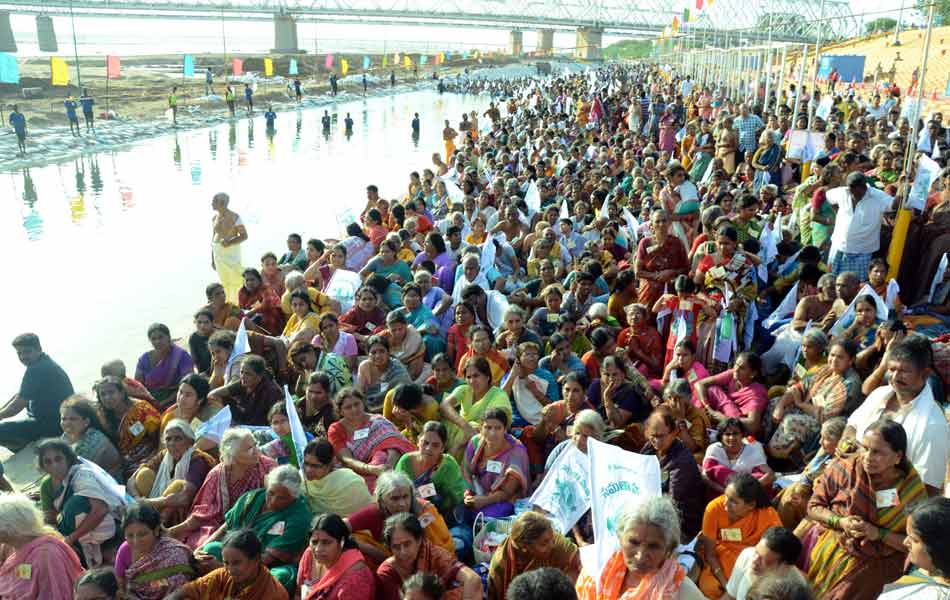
[
  {"xmin": 723, "ymin": 526, "xmax": 803, "ymax": 600},
  {"xmin": 819, "ymin": 271, "xmax": 860, "ymax": 333}
]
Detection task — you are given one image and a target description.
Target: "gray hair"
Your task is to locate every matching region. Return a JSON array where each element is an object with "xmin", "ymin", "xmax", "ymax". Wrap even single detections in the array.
[
  {"xmin": 663, "ymin": 378, "xmax": 693, "ymax": 401},
  {"xmin": 374, "ymin": 470, "xmax": 414, "ymax": 506},
  {"xmin": 219, "ymin": 427, "xmax": 254, "ymax": 465},
  {"xmin": 801, "ymin": 328, "xmax": 829, "ymax": 351},
  {"xmin": 573, "ymin": 409, "xmax": 605, "ymax": 440},
  {"xmin": 817, "ymin": 272, "xmax": 836, "ymax": 289},
  {"xmin": 615, "ymin": 496, "xmax": 681, "ymax": 552},
  {"xmin": 284, "ymin": 272, "xmax": 305, "ymax": 290},
  {"xmin": 164, "ymin": 418, "xmax": 196, "ymax": 441},
  {"xmin": 0, "ymin": 493, "xmax": 55, "ymax": 542},
  {"xmin": 502, "ymin": 304, "xmax": 526, "ymax": 322},
  {"xmin": 462, "ymin": 254, "xmax": 481, "ymax": 268},
  {"xmin": 265, "ymin": 464, "xmax": 302, "ymax": 498}
]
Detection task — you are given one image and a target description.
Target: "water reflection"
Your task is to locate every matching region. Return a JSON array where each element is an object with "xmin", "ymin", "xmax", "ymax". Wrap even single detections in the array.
[
  {"xmin": 90, "ymin": 157, "xmax": 103, "ymax": 193},
  {"xmin": 173, "ymin": 135, "xmax": 182, "ymax": 167},
  {"xmin": 209, "ymin": 130, "xmax": 218, "ymax": 159}
]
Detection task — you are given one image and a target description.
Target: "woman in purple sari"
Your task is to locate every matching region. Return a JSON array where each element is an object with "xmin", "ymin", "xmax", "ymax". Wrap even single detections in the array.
[
  {"xmin": 135, "ymin": 323, "xmax": 195, "ymax": 410},
  {"xmin": 412, "ymin": 231, "xmax": 456, "ymax": 295},
  {"xmin": 462, "ymin": 407, "xmax": 530, "ymax": 519}
]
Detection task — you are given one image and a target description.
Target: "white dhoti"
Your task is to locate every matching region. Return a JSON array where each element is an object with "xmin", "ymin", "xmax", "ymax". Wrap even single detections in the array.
[{"xmin": 212, "ymin": 241, "xmax": 244, "ymax": 303}]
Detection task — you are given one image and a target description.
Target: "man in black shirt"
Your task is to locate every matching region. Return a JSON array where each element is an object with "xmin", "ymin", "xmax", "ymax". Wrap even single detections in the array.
[{"xmin": 0, "ymin": 333, "xmax": 74, "ymax": 452}]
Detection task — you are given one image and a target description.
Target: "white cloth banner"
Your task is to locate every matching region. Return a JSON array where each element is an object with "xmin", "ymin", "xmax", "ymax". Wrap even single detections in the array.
[
  {"xmin": 929, "ymin": 253, "xmax": 949, "ymax": 303},
  {"xmin": 227, "ymin": 318, "xmax": 250, "ymax": 374},
  {"xmin": 529, "ymin": 443, "xmax": 591, "ymax": 534},
  {"xmin": 907, "ymin": 153, "xmax": 940, "ymax": 212},
  {"xmin": 525, "ymin": 180, "xmax": 541, "ymax": 215},
  {"xmin": 443, "ymin": 178, "xmax": 465, "ymax": 204},
  {"xmin": 324, "ymin": 269, "xmax": 362, "ymax": 313},
  {"xmin": 79, "ymin": 458, "xmax": 129, "ymax": 507},
  {"xmin": 195, "ymin": 405, "xmax": 232, "ymax": 444},
  {"xmin": 764, "ymin": 282, "xmax": 798, "ymax": 329},
  {"xmin": 284, "ymin": 385, "xmax": 308, "ymax": 475},
  {"xmin": 586, "ymin": 438, "xmax": 662, "ymax": 580}
]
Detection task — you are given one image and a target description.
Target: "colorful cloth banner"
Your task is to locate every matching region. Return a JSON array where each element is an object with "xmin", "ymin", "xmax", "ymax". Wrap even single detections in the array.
[
  {"xmin": 264, "ymin": 58, "xmax": 273, "ymax": 77},
  {"xmin": 341, "ymin": 58, "xmax": 349, "ymax": 76},
  {"xmin": 382, "ymin": 55, "xmax": 388, "ymax": 67},
  {"xmin": 420, "ymin": 55, "xmax": 428, "ymax": 65},
  {"xmin": 106, "ymin": 55, "xmax": 121, "ymax": 79},
  {"xmin": 289, "ymin": 58, "xmax": 298, "ymax": 75},
  {"xmin": 0, "ymin": 53, "xmax": 18, "ymax": 84},
  {"xmin": 403, "ymin": 55, "xmax": 411, "ymax": 68},
  {"xmin": 232, "ymin": 58, "xmax": 243, "ymax": 76},
  {"xmin": 183, "ymin": 54, "xmax": 195, "ymax": 77},
  {"xmin": 325, "ymin": 53, "xmax": 333, "ymax": 69},
  {"xmin": 363, "ymin": 55, "xmax": 370, "ymax": 70},
  {"xmin": 51, "ymin": 57, "xmax": 69, "ymax": 86},
  {"xmin": 529, "ymin": 444, "xmax": 591, "ymax": 533}
]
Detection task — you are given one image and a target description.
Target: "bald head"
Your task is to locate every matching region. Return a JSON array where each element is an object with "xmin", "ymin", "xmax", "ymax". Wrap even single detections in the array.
[{"xmin": 835, "ymin": 272, "xmax": 860, "ymax": 303}]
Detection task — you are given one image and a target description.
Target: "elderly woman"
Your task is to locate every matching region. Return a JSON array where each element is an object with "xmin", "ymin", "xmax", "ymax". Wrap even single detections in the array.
[
  {"xmin": 576, "ymin": 496, "xmax": 705, "ymax": 599},
  {"xmin": 356, "ymin": 335, "xmax": 413, "ymax": 410},
  {"xmin": 641, "ymin": 407, "xmax": 705, "ymax": 541},
  {"xmin": 128, "ymin": 419, "xmax": 216, "ymax": 526},
  {"xmin": 114, "ymin": 504, "xmax": 194, "ymax": 600},
  {"xmin": 288, "ymin": 340, "xmax": 351, "ymax": 398},
  {"xmin": 462, "ymin": 408, "xmax": 530, "ymax": 520},
  {"xmin": 95, "ymin": 375, "xmax": 161, "ymax": 478},
  {"xmin": 59, "ymin": 394, "xmax": 122, "ymax": 479},
  {"xmin": 395, "ymin": 421, "xmax": 466, "ymax": 518},
  {"xmin": 702, "ymin": 418, "xmax": 774, "ymax": 493},
  {"xmin": 346, "ymin": 471, "xmax": 454, "ymax": 569},
  {"xmin": 487, "ymin": 511, "xmax": 580, "ymax": 600},
  {"xmin": 208, "ymin": 354, "xmax": 283, "ymax": 426},
  {"xmin": 440, "ymin": 357, "xmax": 512, "ymax": 458},
  {"xmin": 196, "ymin": 465, "xmax": 312, "ymax": 590},
  {"xmin": 693, "ymin": 351, "xmax": 768, "ymax": 437},
  {"xmin": 697, "ymin": 473, "xmax": 783, "ymax": 597},
  {"xmin": 768, "ymin": 340, "xmax": 862, "ymax": 462},
  {"xmin": 301, "ymin": 438, "xmax": 372, "ymax": 517},
  {"xmin": 751, "ymin": 129, "xmax": 783, "ymax": 194},
  {"xmin": 0, "ymin": 492, "xmax": 83, "ymax": 599},
  {"xmin": 382, "ymin": 309, "xmax": 429, "ymax": 381},
  {"xmin": 879, "ymin": 497, "xmax": 950, "ymax": 598},
  {"xmin": 803, "ymin": 419, "xmax": 927, "ymax": 600},
  {"xmin": 36, "ymin": 438, "xmax": 124, "ymax": 567},
  {"xmin": 634, "ymin": 209, "xmax": 689, "ymax": 314},
  {"xmin": 135, "ymin": 323, "xmax": 196, "ymax": 409},
  {"xmin": 326, "ymin": 387, "xmax": 415, "ymax": 492},
  {"xmin": 297, "ymin": 513, "xmax": 374, "ymax": 600},
  {"xmin": 160, "ymin": 374, "xmax": 221, "ymax": 444},
  {"xmin": 169, "ymin": 530, "xmax": 288, "ymax": 600},
  {"xmin": 168, "ymin": 427, "xmax": 277, "ymax": 549},
  {"xmin": 619, "ymin": 303, "xmax": 665, "ymax": 379},
  {"xmin": 378, "ymin": 513, "xmax": 481, "ymax": 600}
]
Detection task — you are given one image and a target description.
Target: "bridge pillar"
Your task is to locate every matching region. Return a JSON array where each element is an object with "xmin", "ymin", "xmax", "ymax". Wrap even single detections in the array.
[
  {"xmin": 574, "ymin": 26, "xmax": 603, "ymax": 61},
  {"xmin": 272, "ymin": 13, "xmax": 300, "ymax": 53},
  {"xmin": 0, "ymin": 12, "xmax": 16, "ymax": 53},
  {"xmin": 36, "ymin": 15, "xmax": 57, "ymax": 53},
  {"xmin": 509, "ymin": 30, "xmax": 523, "ymax": 56},
  {"xmin": 537, "ymin": 29, "xmax": 554, "ymax": 55}
]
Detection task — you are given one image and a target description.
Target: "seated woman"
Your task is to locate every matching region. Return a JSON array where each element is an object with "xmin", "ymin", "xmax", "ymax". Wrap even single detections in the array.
[
  {"xmin": 768, "ymin": 339, "xmax": 862, "ymax": 463},
  {"xmin": 36, "ymin": 438, "xmax": 124, "ymax": 568},
  {"xmin": 288, "ymin": 340, "xmax": 351, "ymax": 398},
  {"xmin": 203, "ymin": 282, "xmax": 242, "ymax": 332},
  {"xmin": 495, "ymin": 305, "xmax": 542, "ymax": 357},
  {"xmin": 395, "ymin": 421, "xmax": 466, "ymax": 520},
  {"xmin": 697, "ymin": 473, "xmax": 783, "ymax": 598},
  {"xmin": 260, "ymin": 403, "xmax": 313, "ymax": 467},
  {"xmin": 340, "ymin": 286, "xmax": 387, "ymax": 350},
  {"xmin": 461, "ymin": 408, "xmax": 530, "ymax": 520},
  {"xmin": 326, "ymin": 387, "xmax": 415, "ymax": 493},
  {"xmin": 346, "ymin": 471, "xmax": 454, "ymax": 569},
  {"xmin": 196, "ymin": 465, "xmax": 312, "ymax": 591},
  {"xmin": 382, "ymin": 308, "xmax": 429, "ymax": 381},
  {"xmin": 487, "ymin": 511, "xmax": 580, "ymax": 600},
  {"xmin": 693, "ymin": 351, "xmax": 768, "ymax": 438},
  {"xmin": 59, "ymin": 394, "xmax": 122, "ymax": 480},
  {"xmin": 424, "ymin": 353, "xmax": 463, "ymax": 403},
  {"xmin": 205, "ymin": 329, "xmax": 239, "ymax": 389},
  {"xmin": 456, "ymin": 325, "xmax": 510, "ymax": 385},
  {"xmin": 587, "ymin": 355, "xmax": 653, "ymax": 442},
  {"xmin": 378, "ymin": 513, "xmax": 480, "ymax": 600},
  {"xmin": 581, "ymin": 327, "xmax": 617, "ymax": 381},
  {"xmin": 301, "ymin": 438, "xmax": 372, "ymax": 517},
  {"xmin": 383, "ymin": 382, "xmax": 442, "ymax": 444},
  {"xmin": 879, "ymin": 497, "xmax": 950, "ymax": 599},
  {"xmin": 95, "ymin": 375, "xmax": 161, "ymax": 479},
  {"xmin": 661, "ymin": 378, "xmax": 709, "ymax": 460},
  {"xmin": 297, "ymin": 513, "xmax": 375, "ymax": 600},
  {"xmin": 361, "ymin": 238, "xmax": 413, "ymax": 284},
  {"xmin": 114, "ymin": 504, "xmax": 195, "ymax": 600},
  {"xmin": 501, "ymin": 341, "xmax": 560, "ymax": 429},
  {"xmin": 416, "ymin": 268, "xmax": 454, "ymax": 333},
  {"xmin": 168, "ymin": 427, "xmax": 277, "ymax": 549},
  {"xmin": 538, "ymin": 332, "xmax": 586, "ymax": 379},
  {"xmin": 355, "ymin": 335, "xmax": 413, "ymax": 410},
  {"xmin": 835, "ymin": 294, "xmax": 882, "ymax": 353},
  {"xmin": 446, "ymin": 302, "xmax": 476, "ymax": 370},
  {"xmin": 522, "ymin": 372, "xmax": 594, "ymax": 474},
  {"xmin": 801, "ymin": 419, "xmax": 927, "ymax": 600},
  {"xmin": 160, "ymin": 374, "xmax": 221, "ymax": 448},
  {"xmin": 576, "ymin": 496, "xmax": 705, "ymax": 600},
  {"xmin": 702, "ymin": 418, "xmax": 775, "ymax": 494},
  {"xmin": 0, "ymin": 492, "xmax": 83, "ymax": 600},
  {"xmin": 208, "ymin": 354, "xmax": 283, "ymax": 427},
  {"xmin": 252, "ymin": 290, "xmax": 322, "ymax": 373},
  {"xmin": 168, "ymin": 529, "xmax": 288, "ymax": 600},
  {"xmin": 314, "ymin": 312, "xmax": 359, "ymax": 373},
  {"xmin": 136, "ymin": 323, "xmax": 196, "ymax": 410},
  {"xmin": 653, "ymin": 339, "xmax": 710, "ymax": 402},
  {"xmin": 128, "ymin": 419, "xmax": 216, "ymax": 527},
  {"xmin": 641, "ymin": 407, "xmax": 705, "ymax": 541},
  {"xmin": 401, "ymin": 283, "xmax": 447, "ymax": 360},
  {"xmin": 440, "ymin": 357, "xmax": 513, "ymax": 459},
  {"xmin": 238, "ymin": 267, "xmax": 286, "ymax": 336},
  {"xmin": 296, "ymin": 372, "xmax": 338, "ymax": 438},
  {"xmin": 618, "ymin": 304, "xmax": 665, "ymax": 379}
]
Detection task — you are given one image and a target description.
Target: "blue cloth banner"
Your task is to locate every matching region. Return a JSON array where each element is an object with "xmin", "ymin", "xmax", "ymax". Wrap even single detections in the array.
[
  {"xmin": 363, "ymin": 55, "xmax": 370, "ymax": 70},
  {"xmin": 420, "ymin": 55, "xmax": 428, "ymax": 65},
  {"xmin": 289, "ymin": 58, "xmax": 298, "ymax": 75},
  {"xmin": 0, "ymin": 53, "xmax": 18, "ymax": 84},
  {"xmin": 183, "ymin": 54, "xmax": 195, "ymax": 77}
]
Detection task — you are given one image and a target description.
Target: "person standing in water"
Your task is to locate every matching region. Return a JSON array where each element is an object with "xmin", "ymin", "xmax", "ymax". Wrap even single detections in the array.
[
  {"xmin": 362, "ymin": 73, "xmax": 368, "ymax": 95},
  {"xmin": 205, "ymin": 67, "xmax": 214, "ymax": 95},
  {"xmin": 322, "ymin": 110, "xmax": 332, "ymax": 134},
  {"xmin": 244, "ymin": 83, "xmax": 254, "ymax": 113},
  {"xmin": 264, "ymin": 105, "xmax": 277, "ymax": 131},
  {"xmin": 225, "ymin": 85, "xmax": 236, "ymax": 116},
  {"xmin": 64, "ymin": 95, "xmax": 80, "ymax": 136},
  {"xmin": 294, "ymin": 77, "xmax": 303, "ymax": 102},
  {"xmin": 9, "ymin": 105, "xmax": 27, "ymax": 156},
  {"xmin": 390, "ymin": 70, "xmax": 396, "ymax": 88},
  {"xmin": 211, "ymin": 192, "xmax": 248, "ymax": 303},
  {"xmin": 344, "ymin": 112, "xmax": 354, "ymax": 136},
  {"xmin": 168, "ymin": 86, "xmax": 179, "ymax": 125},
  {"xmin": 411, "ymin": 113, "xmax": 420, "ymax": 136},
  {"xmin": 79, "ymin": 89, "xmax": 95, "ymax": 132}
]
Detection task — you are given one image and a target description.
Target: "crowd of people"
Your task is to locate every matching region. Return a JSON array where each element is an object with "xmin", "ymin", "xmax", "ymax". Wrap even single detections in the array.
[{"xmin": 0, "ymin": 61, "xmax": 949, "ymax": 600}]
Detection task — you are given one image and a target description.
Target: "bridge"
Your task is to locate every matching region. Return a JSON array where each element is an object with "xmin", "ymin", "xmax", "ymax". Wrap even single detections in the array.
[{"xmin": 0, "ymin": 0, "xmax": 856, "ymax": 59}]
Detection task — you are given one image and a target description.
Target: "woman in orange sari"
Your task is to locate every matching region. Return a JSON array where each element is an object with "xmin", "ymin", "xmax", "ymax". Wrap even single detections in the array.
[
  {"xmin": 456, "ymin": 325, "xmax": 509, "ymax": 385},
  {"xmin": 576, "ymin": 496, "xmax": 705, "ymax": 600}
]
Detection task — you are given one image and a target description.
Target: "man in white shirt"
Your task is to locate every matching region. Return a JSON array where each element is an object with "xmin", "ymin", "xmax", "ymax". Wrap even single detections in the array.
[
  {"xmin": 845, "ymin": 335, "xmax": 949, "ymax": 495},
  {"xmin": 827, "ymin": 172, "xmax": 895, "ymax": 281},
  {"xmin": 723, "ymin": 527, "xmax": 803, "ymax": 600}
]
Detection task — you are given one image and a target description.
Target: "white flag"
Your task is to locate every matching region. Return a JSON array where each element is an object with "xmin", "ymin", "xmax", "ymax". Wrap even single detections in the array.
[
  {"xmin": 560, "ymin": 198, "xmax": 569, "ymax": 220},
  {"xmin": 79, "ymin": 458, "xmax": 129, "ymax": 507},
  {"xmin": 195, "ymin": 405, "xmax": 233, "ymax": 444},
  {"xmin": 884, "ymin": 279, "xmax": 901, "ymax": 310},
  {"xmin": 525, "ymin": 180, "xmax": 541, "ymax": 215},
  {"xmin": 529, "ymin": 444, "xmax": 591, "ymax": 534},
  {"xmin": 586, "ymin": 439, "xmax": 662, "ymax": 580},
  {"xmin": 674, "ymin": 313, "xmax": 689, "ymax": 344},
  {"xmin": 324, "ymin": 269, "xmax": 362, "ymax": 313},
  {"xmin": 622, "ymin": 208, "xmax": 640, "ymax": 247},
  {"xmin": 929, "ymin": 253, "xmax": 949, "ymax": 303},
  {"xmin": 227, "ymin": 319, "xmax": 250, "ymax": 374},
  {"xmin": 284, "ymin": 385, "xmax": 308, "ymax": 474},
  {"xmin": 443, "ymin": 177, "xmax": 465, "ymax": 205},
  {"xmin": 764, "ymin": 282, "xmax": 798, "ymax": 329}
]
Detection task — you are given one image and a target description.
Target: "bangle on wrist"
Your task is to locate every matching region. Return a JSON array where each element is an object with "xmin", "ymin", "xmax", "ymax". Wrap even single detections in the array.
[{"xmin": 828, "ymin": 515, "xmax": 840, "ymax": 530}]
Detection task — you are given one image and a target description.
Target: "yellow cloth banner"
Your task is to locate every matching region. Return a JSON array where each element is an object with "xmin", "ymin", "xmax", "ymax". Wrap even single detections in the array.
[
  {"xmin": 264, "ymin": 58, "xmax": 273, "ymax": 77},
  {"xmin": 886, "ymin": 208, "xmax": 912, "ymax": 280},
  {"xmin": 341, "ymin": 58, "xmax": 349, "ymax": 75},
  {"xmin": 51, "ymin": 57, "xmax": 69, "ymax": 86},
  {"xmin": 383, "ymin": 55, "xmax": 388, "ymax": 67},
  {"xmin": 403, "ymin": 55, "xmax": 411, "ymax": 67}
]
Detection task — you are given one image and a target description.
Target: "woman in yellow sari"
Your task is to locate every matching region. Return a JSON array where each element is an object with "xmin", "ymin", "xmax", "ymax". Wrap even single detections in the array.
[
  {"xmin": 439, "ymin": 357, "xmax": 512, "ymax": 459},
  {"xmin": 442, "ymin": 120, "xmax": 457, "ymax": 160}
]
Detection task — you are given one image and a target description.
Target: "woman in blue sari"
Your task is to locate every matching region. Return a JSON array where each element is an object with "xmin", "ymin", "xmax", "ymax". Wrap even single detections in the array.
[
  {"xmin": 751, "ymin": 130, "xmax": 783, "ymax": 195},
  {"xmin": 401, "ymin": 283, "xmax": 446, "ymax": 360}
]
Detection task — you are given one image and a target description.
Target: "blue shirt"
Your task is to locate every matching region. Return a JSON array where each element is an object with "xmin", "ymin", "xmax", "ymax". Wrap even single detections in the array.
[
  {"xmin": 244, "ymin": 87, "xmax": 252, "ymax": 100},
  {"xmin": 9, "ymin": 112, "xmax": 25, "ymax": 133},
  {"xmin": 64, "ymin": 100, "xmax": 78, "ymax": 119},
  {"xmin": 80, "ymin": 97, "xmax": 94, "ymax": 113},
  {"xmin": 264, "ymin": 111, "xmax": 276, "ymax": 126}
]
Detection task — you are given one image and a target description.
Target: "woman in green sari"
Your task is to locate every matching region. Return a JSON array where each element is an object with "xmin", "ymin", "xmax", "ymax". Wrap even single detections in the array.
[
  {"xmin": 359, "ymin": 239, "xmax": 412, "ymax": 285},
  {"xmin": 300, "ymin": 438, "xmax": 373, "ymax": 517},
  {"xmin": 196, "ymin": 464, "xmax": 312, "ymax": 591},
  {"xmin": 439, "ymin": 357, "xmax": 512, "ymax": 459},
  {"xmin": 395, "ymin": 421, "xmax": 466, "ymax": 520}
]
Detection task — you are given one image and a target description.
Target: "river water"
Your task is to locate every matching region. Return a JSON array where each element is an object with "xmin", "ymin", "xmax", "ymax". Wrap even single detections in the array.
[{"xmin": 0, "ymin": 89, "xmax": 487, "ymax": 395}]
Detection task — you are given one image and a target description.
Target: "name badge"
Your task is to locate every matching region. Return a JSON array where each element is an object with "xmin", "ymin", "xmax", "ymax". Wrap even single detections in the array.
[
  {"xmin": 875, "ymin": 488, "xmax": 899, "ymax": 508},
  {"xmin": 678, "ymin": 300, "xmax": 693, "ymax": 311},
  {"xmin": 129, "ymin": 421, "xmax": 145, "ymax": 437},
  {"xmin": 354, "ymin": 428, "xmax": 370, "ymax": 441},
  {"xmin": 486, "ymin": 460, "xmax": 503, "ymax": 474},
  {"xmin": 546, "ymin": 313, "xmax": 560, "ymax": 323},
  {"xmin": 301, "ymin": 585, "xmax": 310, "ymax": 599},
  {"xmin": 418, "ymin": 483, "xmax": 437, "ymax": 498},
  {"xmin": 364, "ymin": 322, "xmax": 377, "ymax": 332},
  {"xmin": 566, "ymin": 240, "xmax": 576, "ymax": 250},
  {"xmin": 419, "ymin": 513, "xmax": 435, "ymax": 528},
  {"xmin": 267, "ymin": 521, "xmax": 286, "ymax": 536},
  {"xmin": 720, "ymin": 528, "xmax": 742, "ymax": 542},
  {"xmin": 16, "ymin": 564, "xmax": 31, "ymax": 580}
]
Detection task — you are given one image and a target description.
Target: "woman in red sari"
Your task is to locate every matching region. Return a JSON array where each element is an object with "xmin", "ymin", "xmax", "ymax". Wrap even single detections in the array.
[
  {"xmin": 297, "ymin": 513, "xmax": 375, "ymax": 600},
  {"xmin": 618, "ymin": 304, "xmax": 665, "ymax": 379},
  {"xmin": 635, "ymin": 208, "xmax": 689, "ymax": 316}
]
